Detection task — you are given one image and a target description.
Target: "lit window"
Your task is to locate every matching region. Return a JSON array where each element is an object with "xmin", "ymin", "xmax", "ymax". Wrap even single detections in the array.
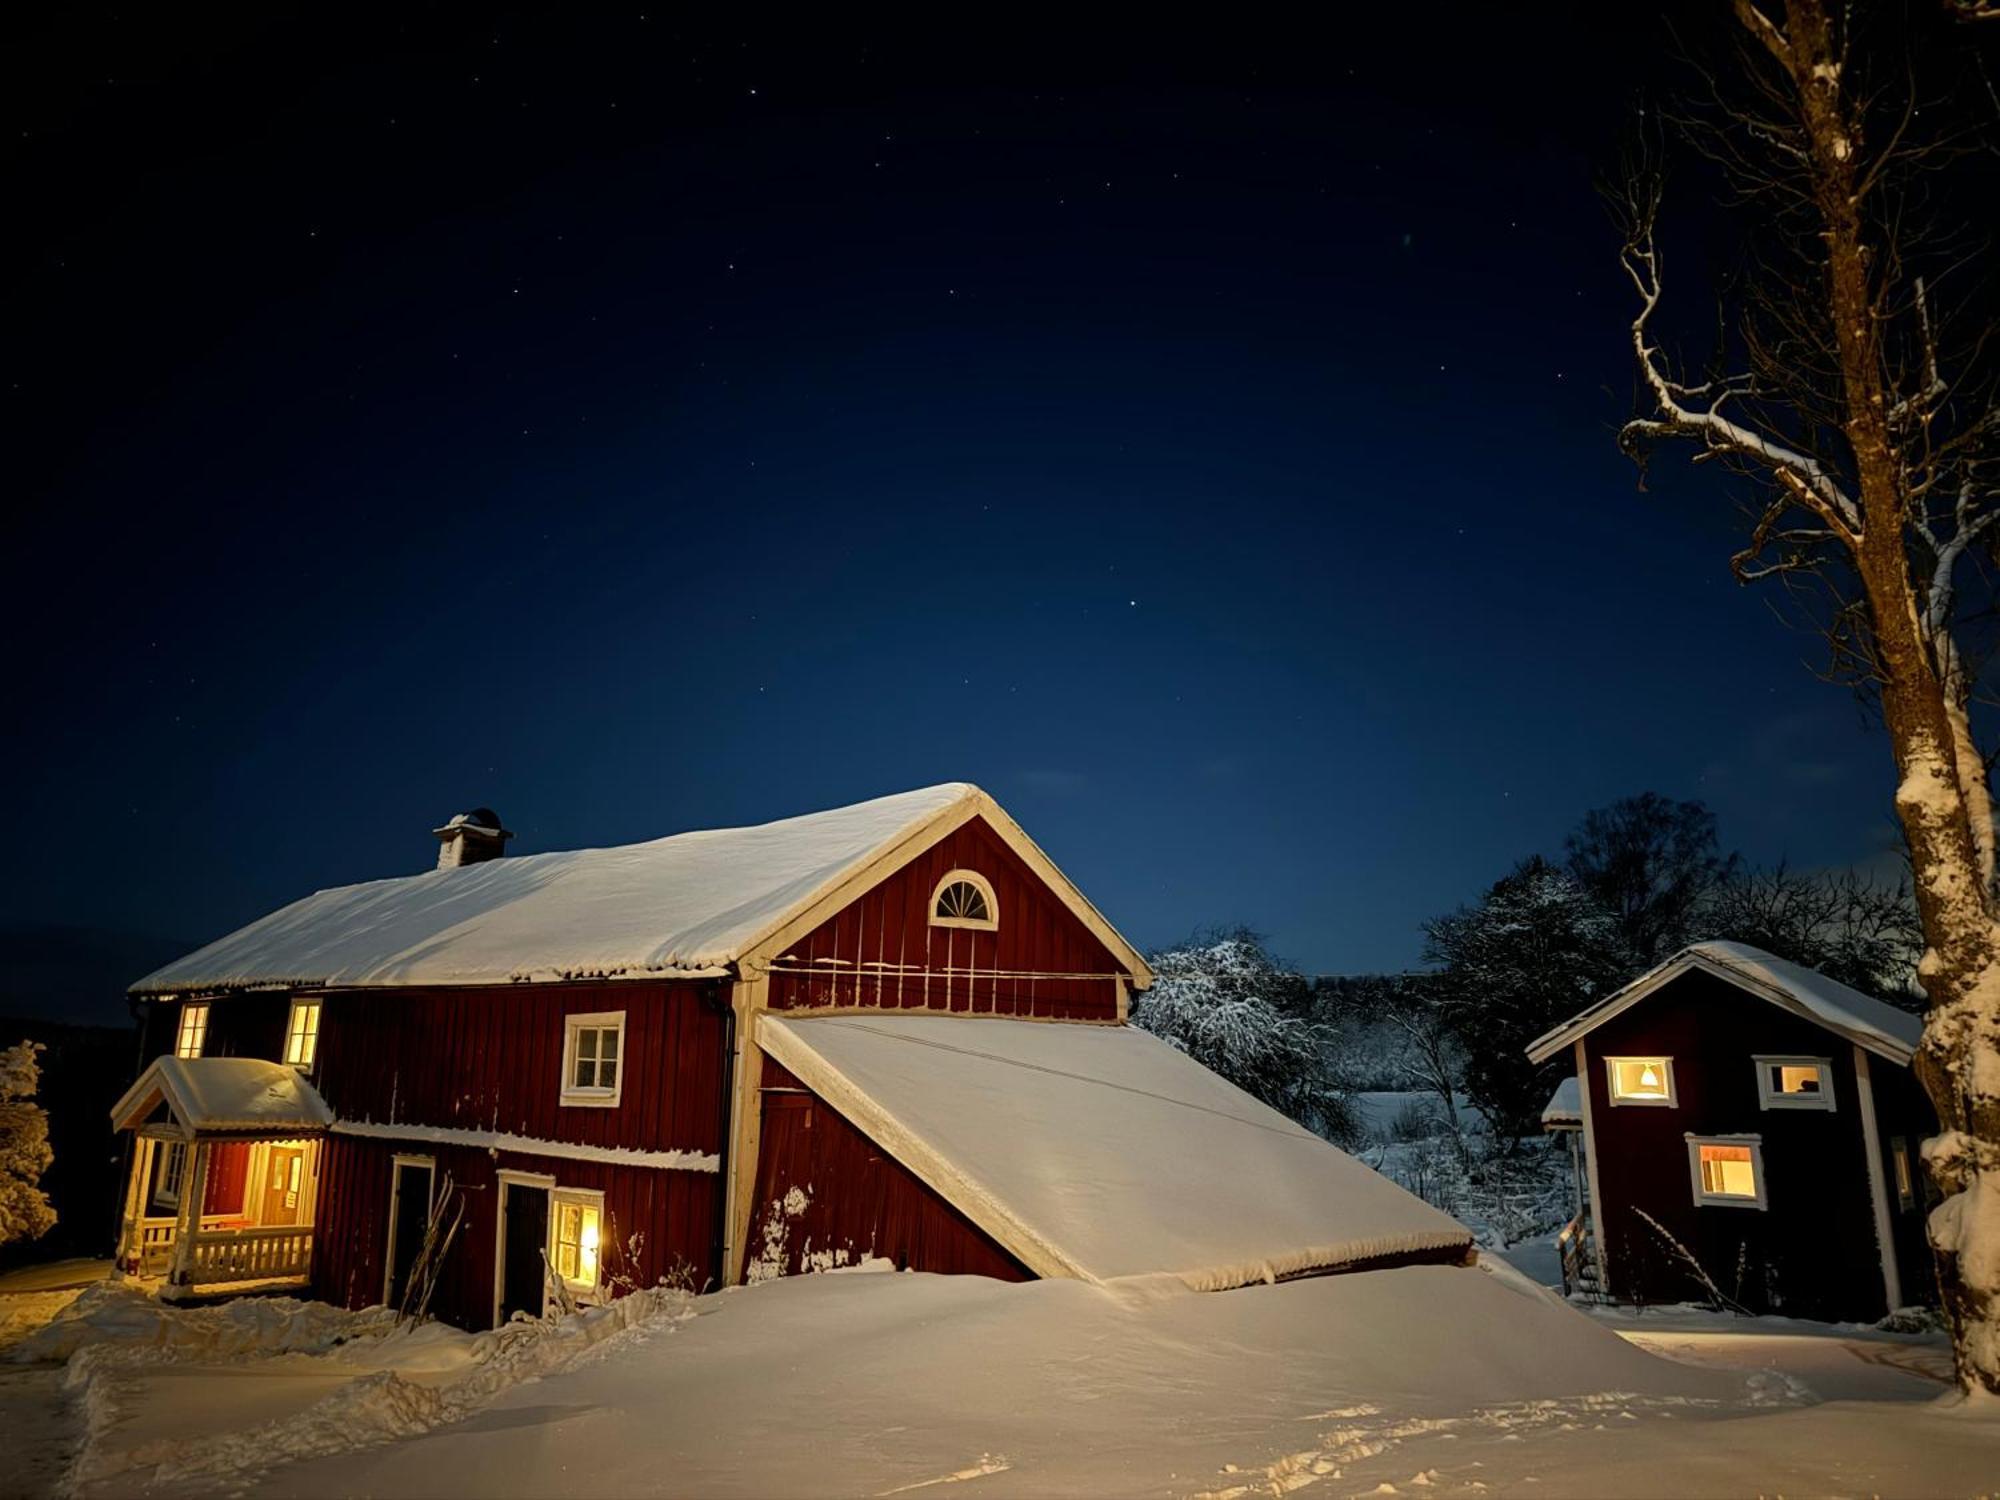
[
  {"xmin": 152, "ymin": 1140, "xmax": 188, "ymax": 1209},
  {"xmin": 1687, "ymin": 1135, "xmax": 1767, "ymax": 1209},
  {"xmin": 560, "ymin": 1012, "xmax": 625, "ymax": 1107},
  {"xmin": 1754, "ymin": 1056, "xmax": 1835, "ymax": 1111},
  {"xmin": 1606, "ymin": 1056, "xmax": 1676, "ymax": 1106},
  {"xmin": 175, "ymin": 1002, "xmax": 209, "ymax": 1059},
  {"xmin": 1891, "ymin": 1135, "xmax": 1916, "ymax": 1211},
  {"xmin": 930, "ymin": 870, "xmax": 998, "ymax": 930},
  {"xmin": 284, "ymin": 999, "xmax": 322, "ymax": 1069},
  {"xmin": 551, "ymin": 1192, "xmax": 603, "ymax": 1295}
]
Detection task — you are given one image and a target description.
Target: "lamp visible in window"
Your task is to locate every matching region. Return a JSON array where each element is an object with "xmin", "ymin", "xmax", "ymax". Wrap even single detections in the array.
[
  {"xmin": 930, "ymin": 870, "xmax": 999, "ymax": 930},
  {"xmin": 552, "ymin": 1194, "xmax": 603, "ymax": 1294},
  {"xmin": 1606, "ymin": 1056, "xmax": 1675, "ymax": 1105},
  {"xmin": 284, "ymin": 999, "xmax": 322, "ymax": 1069},
  {"xmin": 1754, "ymin": 1056, "xmax": 1835, "ymax": 1111},
  {"xmin": 175, "ymin": 1002, "xmax": 209, "ymax": 1060},
  {"xmin": 1687, "ymin": 1134, "xmax": 1766, "ymax": 1208}
]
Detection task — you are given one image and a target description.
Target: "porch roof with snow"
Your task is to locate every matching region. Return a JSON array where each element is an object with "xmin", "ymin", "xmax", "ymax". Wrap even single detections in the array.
[
  {"xmin": 111, "ymin": 1056, "xmax": 334, "ymax": 1139},
  {"xmin": 1525, "ymin": 941, "xmax": 1923, "ymax": 1067},
  {"xmin": 759, "ymin": 1012, "xmax": 1475, "ymax": 1291},
  {"xmin": 130, "ymin": 784, "xmax": 1151, "ymax": 996},
  {"xmin": 1540, "ymin": 1076, "xmax": 1582, "ymax": 1130}
]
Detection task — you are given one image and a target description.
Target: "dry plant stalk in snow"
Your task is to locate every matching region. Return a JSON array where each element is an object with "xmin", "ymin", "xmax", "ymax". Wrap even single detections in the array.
[{"xmin": 1612, "ymin": 0, "xmax": 2000, "ymax": 1390}]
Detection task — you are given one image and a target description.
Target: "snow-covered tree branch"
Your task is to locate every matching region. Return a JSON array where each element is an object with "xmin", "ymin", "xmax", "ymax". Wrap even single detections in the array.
[{"xmin": 1613, "ymin": 0, "xmax": 2000, "ymax": 1393}]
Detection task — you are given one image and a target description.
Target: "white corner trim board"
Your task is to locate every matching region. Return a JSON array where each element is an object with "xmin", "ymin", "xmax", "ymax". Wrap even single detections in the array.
[{"xmin": 331, "ymin": 1118, "xmax": 719, "ymax": 1172}]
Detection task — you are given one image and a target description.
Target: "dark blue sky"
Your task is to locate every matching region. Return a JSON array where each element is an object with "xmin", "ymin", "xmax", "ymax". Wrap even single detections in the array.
[{"xmin": 3, "ymin": 8, "xmax": 1899, "ymax": 977}]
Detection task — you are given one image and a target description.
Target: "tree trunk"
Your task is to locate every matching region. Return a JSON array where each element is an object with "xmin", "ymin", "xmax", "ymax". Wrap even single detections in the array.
[{"xmin": 1780, "ymin": 0, "xmax": 2000, "ymax": 1393}]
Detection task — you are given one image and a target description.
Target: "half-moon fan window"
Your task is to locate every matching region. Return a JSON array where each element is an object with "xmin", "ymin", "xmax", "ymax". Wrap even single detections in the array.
[{"xmin": 935, "ymin": 879, "xmax": 991, "ymax": 924}]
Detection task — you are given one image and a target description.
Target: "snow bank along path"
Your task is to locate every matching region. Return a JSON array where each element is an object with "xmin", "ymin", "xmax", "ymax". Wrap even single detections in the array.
[
  {"xmin": 761, "ymin": 1012, "xmax": 1474, "ymax": 1289},
  {"xmin": 247, "ymin": 1262, "xmax": 1783, "ymax": 1500}
]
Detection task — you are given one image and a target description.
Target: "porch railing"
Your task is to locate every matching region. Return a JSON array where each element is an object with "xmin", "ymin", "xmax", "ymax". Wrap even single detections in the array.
[
  {"xmin": 131, "ymin": 1213, "xmax": 244, "ymax": 1277},
  {"xmin": 186, "ymin": 1225, "xmax": 314, "ymax": 1285}
]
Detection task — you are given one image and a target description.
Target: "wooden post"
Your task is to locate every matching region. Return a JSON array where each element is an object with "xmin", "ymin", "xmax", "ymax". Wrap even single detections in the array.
[
  {"xmin": 723, "ymin": 972, "xmax": 770, "ymax": 1286},
  {"xmin": 167, "ymin": 1140, "xmax": 211, "ymax": 1288},
  {"xmin": 115, "ymin": 1137, "xmax": 150, "ymax": 1270},
  {"xmin": 1852, "ymin": 1045, "xmax": 1905, "ymax": 1315}
]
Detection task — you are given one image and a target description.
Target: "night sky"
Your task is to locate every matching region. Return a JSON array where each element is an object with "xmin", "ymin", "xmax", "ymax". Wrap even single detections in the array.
[{"xmin": 3, "ymin": 8, "xmax": 1901, "ymax": 984}]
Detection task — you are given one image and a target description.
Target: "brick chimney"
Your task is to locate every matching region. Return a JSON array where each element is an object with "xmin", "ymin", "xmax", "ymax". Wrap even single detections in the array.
[{"xmin": 432, "ymin": 808, "xmax": 513, "ymax": 870}]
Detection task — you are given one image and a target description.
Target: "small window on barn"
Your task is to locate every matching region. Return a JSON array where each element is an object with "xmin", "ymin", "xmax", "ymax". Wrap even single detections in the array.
[
  {"xmin": 1605, "ymin": 1056, "xmax": 1676, "ymax": 1107},
  {"xmin": 550, "ymin": 1189, "xmax": 605, "ymax": 1300},
  {"xmin": 1754, "ymin": 1055, "xmax": 1835, "ymax": 1112},
  {"xmin": 175, "ymin": 1002, "xmax": 209, "ymax": 1060},
  {"xmin": 561, "ymin": 1011, "xmax": 625, "ymax": 1108},
  {"xmin": 1687, "ymin": 1135, "xmax": 1767, "ymax": 1209},
  {"xmin": 284, "ymin": 999, "xmax": 322, "ymax": 1070},
  {"xmin": 1891, "ymin": 1135, "xmax": 1917, "ymax": 1211},
  {"xmin": 930, "ymin": 870, "xmax": 999, "ymax": 931}
]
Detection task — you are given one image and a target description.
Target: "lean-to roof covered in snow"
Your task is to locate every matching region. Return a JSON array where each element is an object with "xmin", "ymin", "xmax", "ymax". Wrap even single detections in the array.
[
  {"xmin": 760, "ymin": 1012, "xmax": 1474, "ymax": 1291},
  {"xmin": 132, "ymin": 784, "xmax": 1150, "ymax": 996},
  {"xmin": 111, "ymin": 1056, "xmax": 334, "ymax": 1138},
  {"xmin": 1541, "ymin": 1076, "xmax": 1582, "ymax": 1129},
  {"xmin": 1526, "ymin": 940, "xmax": 1923, "ymax": 1066}
]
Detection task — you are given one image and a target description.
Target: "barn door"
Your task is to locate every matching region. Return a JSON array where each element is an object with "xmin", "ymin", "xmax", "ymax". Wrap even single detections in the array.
[
  {"xmin": 384, "ymin": 1158, "xmax": 435, "ymax": 1311},
  {"xmin": 498, "ymin": 1182, "xmax": 550, "ymax": 1324}
]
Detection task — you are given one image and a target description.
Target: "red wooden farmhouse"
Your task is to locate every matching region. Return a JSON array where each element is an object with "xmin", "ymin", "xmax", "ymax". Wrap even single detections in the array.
[
  {"xmin": 1527, "ymin": 942, "xmax": 1937, "ymax": 1321},
  {"xmin": 113, "ymin": 784, "xmax": 1471, "ymax": 1328}
]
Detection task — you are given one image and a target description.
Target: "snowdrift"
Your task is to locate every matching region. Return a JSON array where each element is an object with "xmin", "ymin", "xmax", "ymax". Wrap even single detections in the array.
[{"xmin": 759, "ymin": 1012, "xmax": 1475, "ymax": 1290}]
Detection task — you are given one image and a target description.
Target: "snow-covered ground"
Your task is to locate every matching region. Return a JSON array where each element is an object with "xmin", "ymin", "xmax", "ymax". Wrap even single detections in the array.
[{"xmin": 5, "ymin": 1258, "xmax": 1996, "ymax": 1499}]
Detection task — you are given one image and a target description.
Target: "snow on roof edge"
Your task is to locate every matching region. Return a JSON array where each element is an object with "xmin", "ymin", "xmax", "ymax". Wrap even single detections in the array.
[
  {"xmin": 128, "ymin": 783, "xmax": 983, "ymax": 997},
  {"xmin": 1526, "ymin": 941, "xmax": 1922, "ymax": 1066}
]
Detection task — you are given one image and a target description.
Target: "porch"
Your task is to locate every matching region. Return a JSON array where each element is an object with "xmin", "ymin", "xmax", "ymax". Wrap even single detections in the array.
[{"xmin": 110, "ymin": 1055, "xmax": 334, "ymax": 1298}]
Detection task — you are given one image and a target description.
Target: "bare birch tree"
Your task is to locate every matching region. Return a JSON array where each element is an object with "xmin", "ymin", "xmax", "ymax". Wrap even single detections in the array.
[{"xmin": 1613, "ymin": 0, "xmax": 2000, "ymax": 1390}]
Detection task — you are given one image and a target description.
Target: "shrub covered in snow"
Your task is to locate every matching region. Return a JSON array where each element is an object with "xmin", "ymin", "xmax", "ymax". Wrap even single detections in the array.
[
  {"xmin": 1134, "ymin": 930, "xmax": 1356, "ymax": 1143},
  {"xmin": 0, "ymin": 1040, "xmax": 56, "ymax": 1248}
]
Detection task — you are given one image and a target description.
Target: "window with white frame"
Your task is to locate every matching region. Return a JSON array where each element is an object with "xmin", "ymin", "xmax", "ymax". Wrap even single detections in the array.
[
  {"xmin": 930, "ymin": 870, "xmax": 998, "ymax": 931},
  {"xmin": 1605, "ymin": 1055, "xmax": 1676, "ymax": 1106},
  {"xmin": 284, "ymin": 999, "xmax": 322, "ymax": 1069},
  {"xmin": 1687, "ymin": 1134, "xmax": 1767, "ymax": 1209},
  {"xmin": 550, "ymin": 1189, "xmax": 604, "ymax": 1297},
  {"xmin": 1754, "ymin": 1055, "xmax": 1835, "ymax": 1111},
  {"xmin": 151, "ymin": 1140, "xmax": 189, "ymax": 1210},
  {"xmin": 560, "ymin": 1011, "xmax": 625, "ymax": 1106},
  {"xmin": 1891, "ymin": 1135, "xmax": 1917, "ymax": 1210},
  {"xmin": 175, "ymin": 1002, "xmax": 209, "ymax": 1059}
]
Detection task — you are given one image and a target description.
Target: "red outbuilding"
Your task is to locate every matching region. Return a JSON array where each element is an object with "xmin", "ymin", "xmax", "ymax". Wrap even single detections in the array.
[
  {"xmin": 1527, "ymin": 942, "xmax": 1937, "ymax": 1322},
  {"xmin": 116, "ymin": 784, "xmax": 1472, "ymax": 1329}
]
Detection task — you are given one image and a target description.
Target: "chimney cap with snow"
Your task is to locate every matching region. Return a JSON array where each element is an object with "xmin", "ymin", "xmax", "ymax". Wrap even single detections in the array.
[{"xmin": 432, "ymin": 808, "xmax": 514, "ymax": 869}]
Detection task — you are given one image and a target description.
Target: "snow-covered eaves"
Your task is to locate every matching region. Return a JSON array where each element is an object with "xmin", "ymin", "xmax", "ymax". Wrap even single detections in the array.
[
  {"xmin": 130, "ymin": 784, "xmax": 1152, "ymax": 997},
  {"xmin": 760, "ymin": 1012, "xmax": 1474, "ymax": 1292},
  {"xmin": 1526, "ymin": 941, "xmax": 1923, "ymax": 1067},
  {"xmin": 1541, "ymin": 1076, "xmax": 1582, "ymax": 1129},
  {"xmin": 328, "ymin": 1119, "xmax": 718, "ymax": 1172},
  {"xmin": 112, "ymin": 1056, "xmax": 335, "ymax": 1137}
]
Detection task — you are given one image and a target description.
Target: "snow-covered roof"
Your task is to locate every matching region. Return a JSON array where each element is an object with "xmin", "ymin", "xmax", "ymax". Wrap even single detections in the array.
[
  {"xmin": 111, "ymin": 1056, "xmax": 335, "ymax": 1137},
  {"xmin": 760, "ymin": 1012, "xmax": 1474, "ymax": 1292},
  {"xmin": 132, "ymin": 784, "xmax": 1150, "ymax": 995},
  {"xmin": 1526, "ymin": 940, "xmax": 1924, "ymax": 1066},
  {"xmin": 1541, "ymin": 1076, "xmax": 1582, "ymax": 1129}
]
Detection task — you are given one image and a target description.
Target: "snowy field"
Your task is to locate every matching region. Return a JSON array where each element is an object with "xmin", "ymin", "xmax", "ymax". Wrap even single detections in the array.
[{"xmin": 4, "ymin": 1258, "xmax": 1997, "ymax": 1499}]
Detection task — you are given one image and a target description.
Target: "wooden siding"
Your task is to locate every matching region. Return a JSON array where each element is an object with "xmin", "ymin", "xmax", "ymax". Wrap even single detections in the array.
[
  {"xmin": 143, "ymin": 992, "xmax": 290, "ymax": 1065},
  {"xmin": 767, "ymin": 815, "xmax": 1125, "ymax": 1020},
  {"xmin": 311, "ymin": 981, "xmax": 728, "ymax": 1156},
  {"xmin": 311, "ymin": 1133, "xmax": 722, "ymax": 1330},
  {"xmin": 1583, "ymin": 970, "xmax": 1935, "ymax": 1321},
  {"xmin": 743, "ymin": 1059, "xmax": 1029, "ymax": 1283}
]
